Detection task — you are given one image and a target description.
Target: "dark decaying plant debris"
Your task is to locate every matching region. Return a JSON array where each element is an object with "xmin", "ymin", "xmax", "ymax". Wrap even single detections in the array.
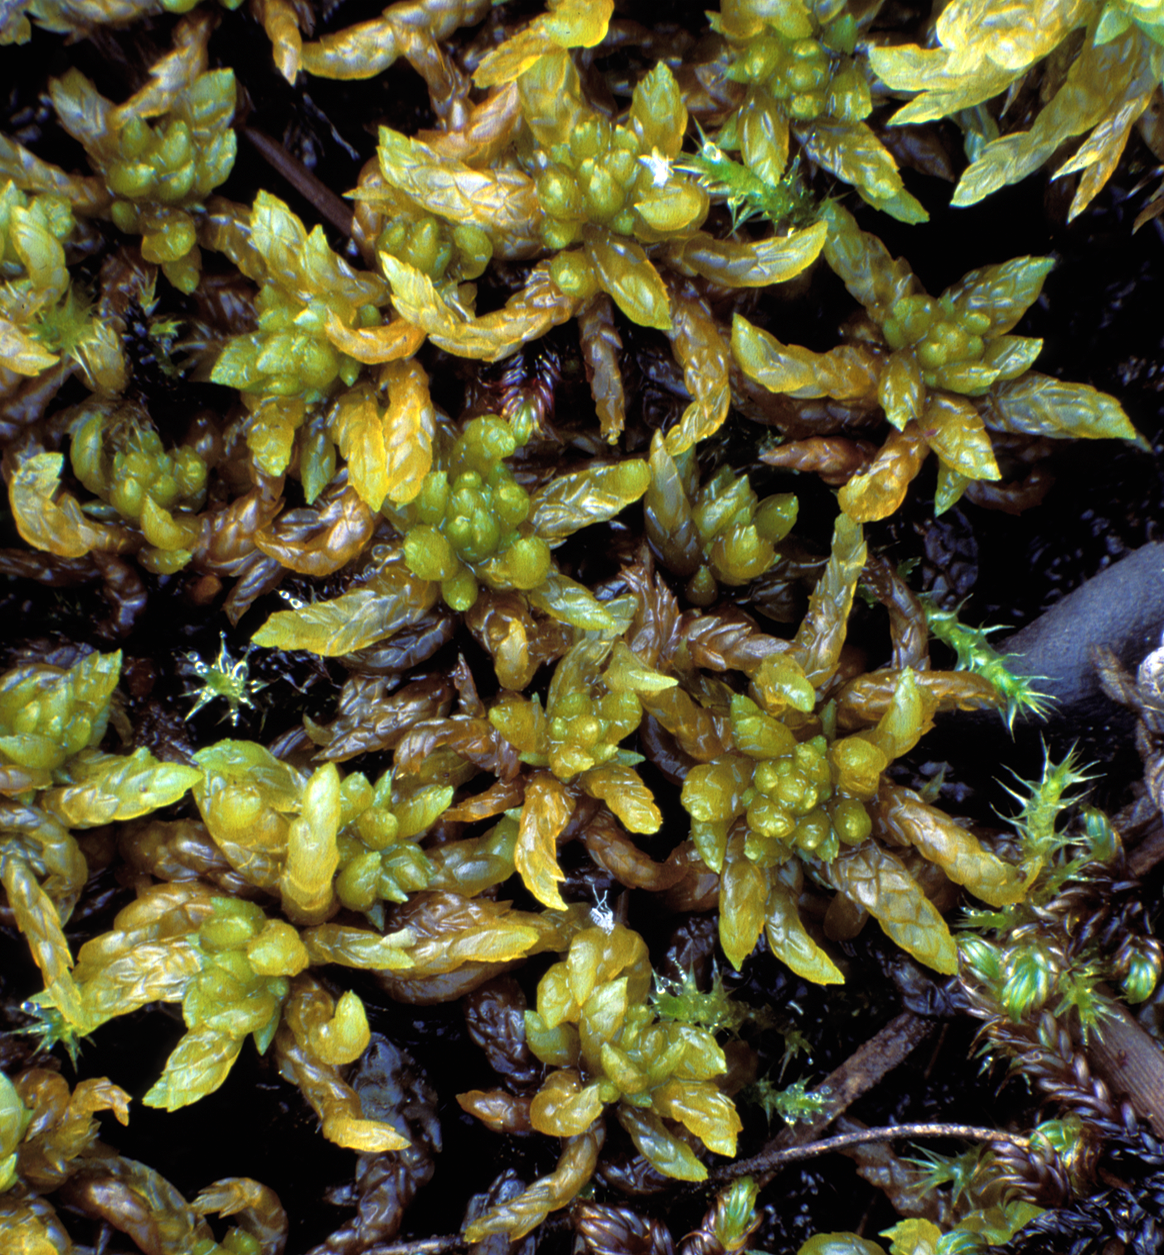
[{"xmin": 3, "ymin": 0, "xmax": 1164, "ymax": 1252}]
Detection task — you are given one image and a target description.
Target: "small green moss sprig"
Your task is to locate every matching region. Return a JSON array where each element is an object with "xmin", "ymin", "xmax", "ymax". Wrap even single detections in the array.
[
  {"xmin": 960, "ymin": 761, "xmax": 1161, "ymax": 1029},
  {"xmin": 923, "ymin": 599, "xmax": 1052, "ymax": 731},
  {"xmin": 653, "ymin": 968, "xmax": 775, "ymax": 1035},
  {"xmin": 677, "ymin": 127, "xmax": 818, "ymax": 231},
  {"xmin": 181, "ymin": 634, "xmax": 265, "ymax": 727},
  {"xmin": 743, "ymin": 1076, "xmax": 831, "ymax": 1127}
]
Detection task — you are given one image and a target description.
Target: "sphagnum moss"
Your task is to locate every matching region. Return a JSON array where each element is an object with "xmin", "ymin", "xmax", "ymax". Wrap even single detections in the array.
[{"xmin": 0, "ymin": 0, "xmax": 1158, "ymax": 1251}]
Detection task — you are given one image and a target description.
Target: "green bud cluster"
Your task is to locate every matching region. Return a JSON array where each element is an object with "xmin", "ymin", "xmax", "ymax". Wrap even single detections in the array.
[
  {"xmin": 0, "ymin": 650, "xmax": 119, "ymax": 772},
  {"xmin": 881, "ymin": 292, "xmax": 994, "ymax": 391},
  {"xmin": 691, "ymin": 464, "xmax": 798, "ymax": 593},
  {"xmin": 333, "ymin": 769, "xmax": 452, "ymax": 913},
  {"xmin": 530, "ymin": 63, "xmax": 707, "ymax": 248},
  {"xmin": 730, "ymin": 33, "xmax": 833, "ymax": 121},
  {"xmin": 187, "ymin": 898, "xmax": 293, "ymax": 1054},
  {"xmin": 682, "ymin": 693, "xmax": 871, "ymax": 872},
  {"xmin": 744, "ymin": 737, "xmax": 871, "ymax": 864},
  {"xmin": 376, "ymin": 214, "xmax": 492, "ymax": 284},
  {"xmin": 400, "ymin": 414, "xmax": 552, "ymax": 612},
  {"xmin": 0, "ymin": 183, "xmax": 73, "ymax": 297},
  {"xmin": 102, "ymin": 70, "xmax": 236, "ymax": 293},
  {"xmin": 646, "ymin": 439, "xmax": 798, "ymax": 605},
  {"xmin": 209, "ymin": 192, "xmax": 386, "ymax": 401},
  {"xmin": 546, "ymin": 688, "xmax": 641, "ymax": 779},
  {"xmin": 217, "ymin": 288, "xmax": 369, "ymax": 398},
  {"xmin": 72, "ymin": 406, "xmax": 207, "ymax": 523},
  {"xmin": 524, "ymin": 924, "xmax": 741, "ymax": 1174}
]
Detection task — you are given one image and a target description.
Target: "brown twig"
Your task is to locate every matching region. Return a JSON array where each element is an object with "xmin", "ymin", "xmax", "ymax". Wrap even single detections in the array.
[
  {"xmin": 1085, "ymin": 993, "xmax": 1164, "ymax": 1138},
  {"xmin": 364, "ymin": 1238, "xmax": 468, "ymax": 1255},
  {"xmin": 707, "ymin": 1011, "xmax": 934, "ymax": 1186},
  {"xmin": 779, "ymin": 1012, "xmax": 932, "ymax": 1146},
  {"xmin": 241, "ymin": 126, "xmax": 354, "ymax": 237},
  {"xmin": 1130, "ymin": 820, "xmax": 1164, "ymax": 878},
  {"xmin": 714, "ymin": 1123, "xmax": 1031, "ymax": 1183}
]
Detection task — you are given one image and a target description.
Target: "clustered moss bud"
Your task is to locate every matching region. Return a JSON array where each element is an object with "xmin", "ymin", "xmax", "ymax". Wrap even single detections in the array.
[
  {"xmin": 376, "ymin": 214, "xmax": 492, "ymax": 284},
  {"xmin": 528, "ymin": 61, "xmax": 707, "ymax": 248},
  {"xmin": 401, "ymin": 414, "xmax": 551, "ymax": 611}
]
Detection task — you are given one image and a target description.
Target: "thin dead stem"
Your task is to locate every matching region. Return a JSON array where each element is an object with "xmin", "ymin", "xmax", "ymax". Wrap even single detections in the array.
[{"xmin": 715, "ymin": 1123, "xmax": 1033, "ymax": 1183}]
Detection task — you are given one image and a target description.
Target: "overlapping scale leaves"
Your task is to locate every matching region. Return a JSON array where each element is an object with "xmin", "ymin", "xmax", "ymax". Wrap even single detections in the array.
[
  {"xmin": 870, "ymin": 0, "xmax": 1164, "ymax": 223},
  {"xmin": 0, "ymin": 0, "xmax": 1152, "ymax": 1249}
]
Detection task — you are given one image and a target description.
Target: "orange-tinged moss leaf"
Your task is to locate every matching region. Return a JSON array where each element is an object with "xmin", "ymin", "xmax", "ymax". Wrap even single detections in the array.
[
  {"xmin": 665, "ymin": 289, "xmax": 732, "ymax": 453},
  {"xmin": 530, "ymin": 461, "xmax": 651, "ymax": 545},
  {"xmin": 951, "ymin": 28, "xmax": 1153, "ymax": 208},
  {"xmin": 580, "ymin": 764, "xmax": 661, "ymax": 833},
  {"xmin": 10, "ymin": 452, "xmax": 118, "ymax": 559},
  {"xmin": 0, "ymin": 132, "xmax": 110, "ymax": 213},
  {"xmin": 650, "ymin": 1079, "xmax": 741, "ymax": 1157},
  {"xmin": 765, "ymin": 882, "xmax": 844, "ymax": 984},
  {"xmin": 331, "ymin": 383, "xmax": 392, "ymax": 512},
  {"xmin": 740, "ymin": 87, "xmax": 790, "ymax": 185},
  {"xmin": 874, "ymin": 46, "xmax": 1016, "ymax": 127},
  {"xmin": 530, "ymin": 1070, "xmax": 606, "ymax": 1137},
  {"xmin": 529, "ymin": 573, "xmax": 623, "ymax": 633},
  {"xmin": 324, "ymin": 313, "xmax": 425, "ymax": 364},
  {"xmin": 837, "ymin": 425, "xmax": 929, "ymax": 523},
  {"xmin": 40, "ymin": 749, "xmax": 203, "ymax": 827},
  {"xmin": 144, "ymin": 1025, "xmax": 244, "ymax": 1111},
  {"xmin": 2, "ymin": 859, "xmax": 86, "ymax": 1029},
  {"xmin": 579, "ymin": 976, "xmax": 629, "ymax": 1069},
  {"xmin": 567, "ymin": 924, "xmax": 649, "ymax": 1007},
  {"xmin": 253, "ymin": 0, "xmax": 303, "ymax": 83},
  {"xmin": 474, "ymin": 0, "xmax": 614, "ymax": 86},
  {"xmin": 463, "ymin": 1125, "xmax": 603, "ymax": 1240},
  {"xmin": 792, "ymin": 514, "xmax": 867, "ymax": 688},
  {"xmin": 983, "ymin": 373, "xmax": 1143, "ymax": 443},
  {"xmin": 383, "ymin": 358, "xmax": 436, "ymax": 505},
  {"xmin": 537, "ymin": 962, "xmax": 577, "ymax": 1029},
  {"xmin": 872, "ymin": 785, "xmax": 1029, "ymax": 907},
  {"xmin": 1056, "ymin": 85, "xmax": 1156, "ymax": 220},
  {"xmin": 381, "ymin": 256, "xmax": 575, "ymax": 361},
  {"xmin": 542, "ymin": 0, "xmax": 612, "ymax": 48},
  {"xmin": 376, "ymin": 127, "xmax": 542, "ymax": 257},
  {"xmin": 922, "ymin": 393, "xmax": 1000, "ymax": 482},
  {"xmin": 526, "ymin": 1010, "xmax": 582, "ymax": 1067},
  {"xmin": 618, "ymin": 1105, "xmax": 706, "ymax": 1181},
  {"xmin": 281, "ymin": 762, "xmax": 341, "ymax": 921},
  {"xmin": 584, "ymin": 230, "xmax": 671, "ymax": 332},
  {"xmin": 300, "ymin": 0, "xmax": 490, "ymax": 80},
  {"xmin": 517, "ymin": 771, "xmax": 575, "ymax": 909},
  {"xmin": 824, "ymin": 843, "xmax": 959, "ymax": 974},
  {"xmin": 719, "ymin": 840, "xmax": 767, "ymax": 971},
  {"xmin": 0, "ymin": 316, "xmax": 58, "ymax": 375},
  {"xmin": 253, "ymin": 559, "xmax": 438, "ymax": 655},
  {"xmin": 732, "ymin": 314, "xmax": 881, "ymax": 402},
  {"xmin": 665, "ymin": 222, "xmax": 827, "ymax": 288},
  {"xmin": 937, "ymin": 0, "xmax": 1085, "ymax": 75},
  {"xmin": 821, "ymin": 201, "xmax": 916, "ymax": 320},
  {"xmin": 863, "ymin": 668, "xmax": 938, "ymax": 762},
  {"xmin": 945, "ymin": 257, "xmax": 1056, "ymax": 335},
  {"xmin": 799, "ymin": 119, "xmax": 927, "ymax": 224},
  {"xmin": 837, "ymin": 671, "xmax": 1003, "ymax": 726},
  {"xmin": 301, "ymin": 924, "xmax": 416, "ymax": 970}
]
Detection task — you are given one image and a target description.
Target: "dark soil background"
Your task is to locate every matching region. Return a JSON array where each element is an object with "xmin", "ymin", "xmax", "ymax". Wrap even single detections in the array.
[{"xmin": 3, "ymin": 1, "xmax": 1164, "ymax": 1251}]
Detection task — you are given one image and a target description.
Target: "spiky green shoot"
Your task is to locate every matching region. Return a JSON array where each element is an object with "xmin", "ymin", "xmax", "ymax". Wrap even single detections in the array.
[
  {"xmin": 182, "ymin": 633, "xmax": 265, "ymax": 726},
  {"xmin": 923, "ymin": 601, "xmax": 1053, "ymax": 732},
  {"xmin": 677, "ymin": 126, "xmax": 817, "ymax": 231},
  {"xmin": 743, "ymin": 1076, "xmax": 831, "ymax": 1127}
]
